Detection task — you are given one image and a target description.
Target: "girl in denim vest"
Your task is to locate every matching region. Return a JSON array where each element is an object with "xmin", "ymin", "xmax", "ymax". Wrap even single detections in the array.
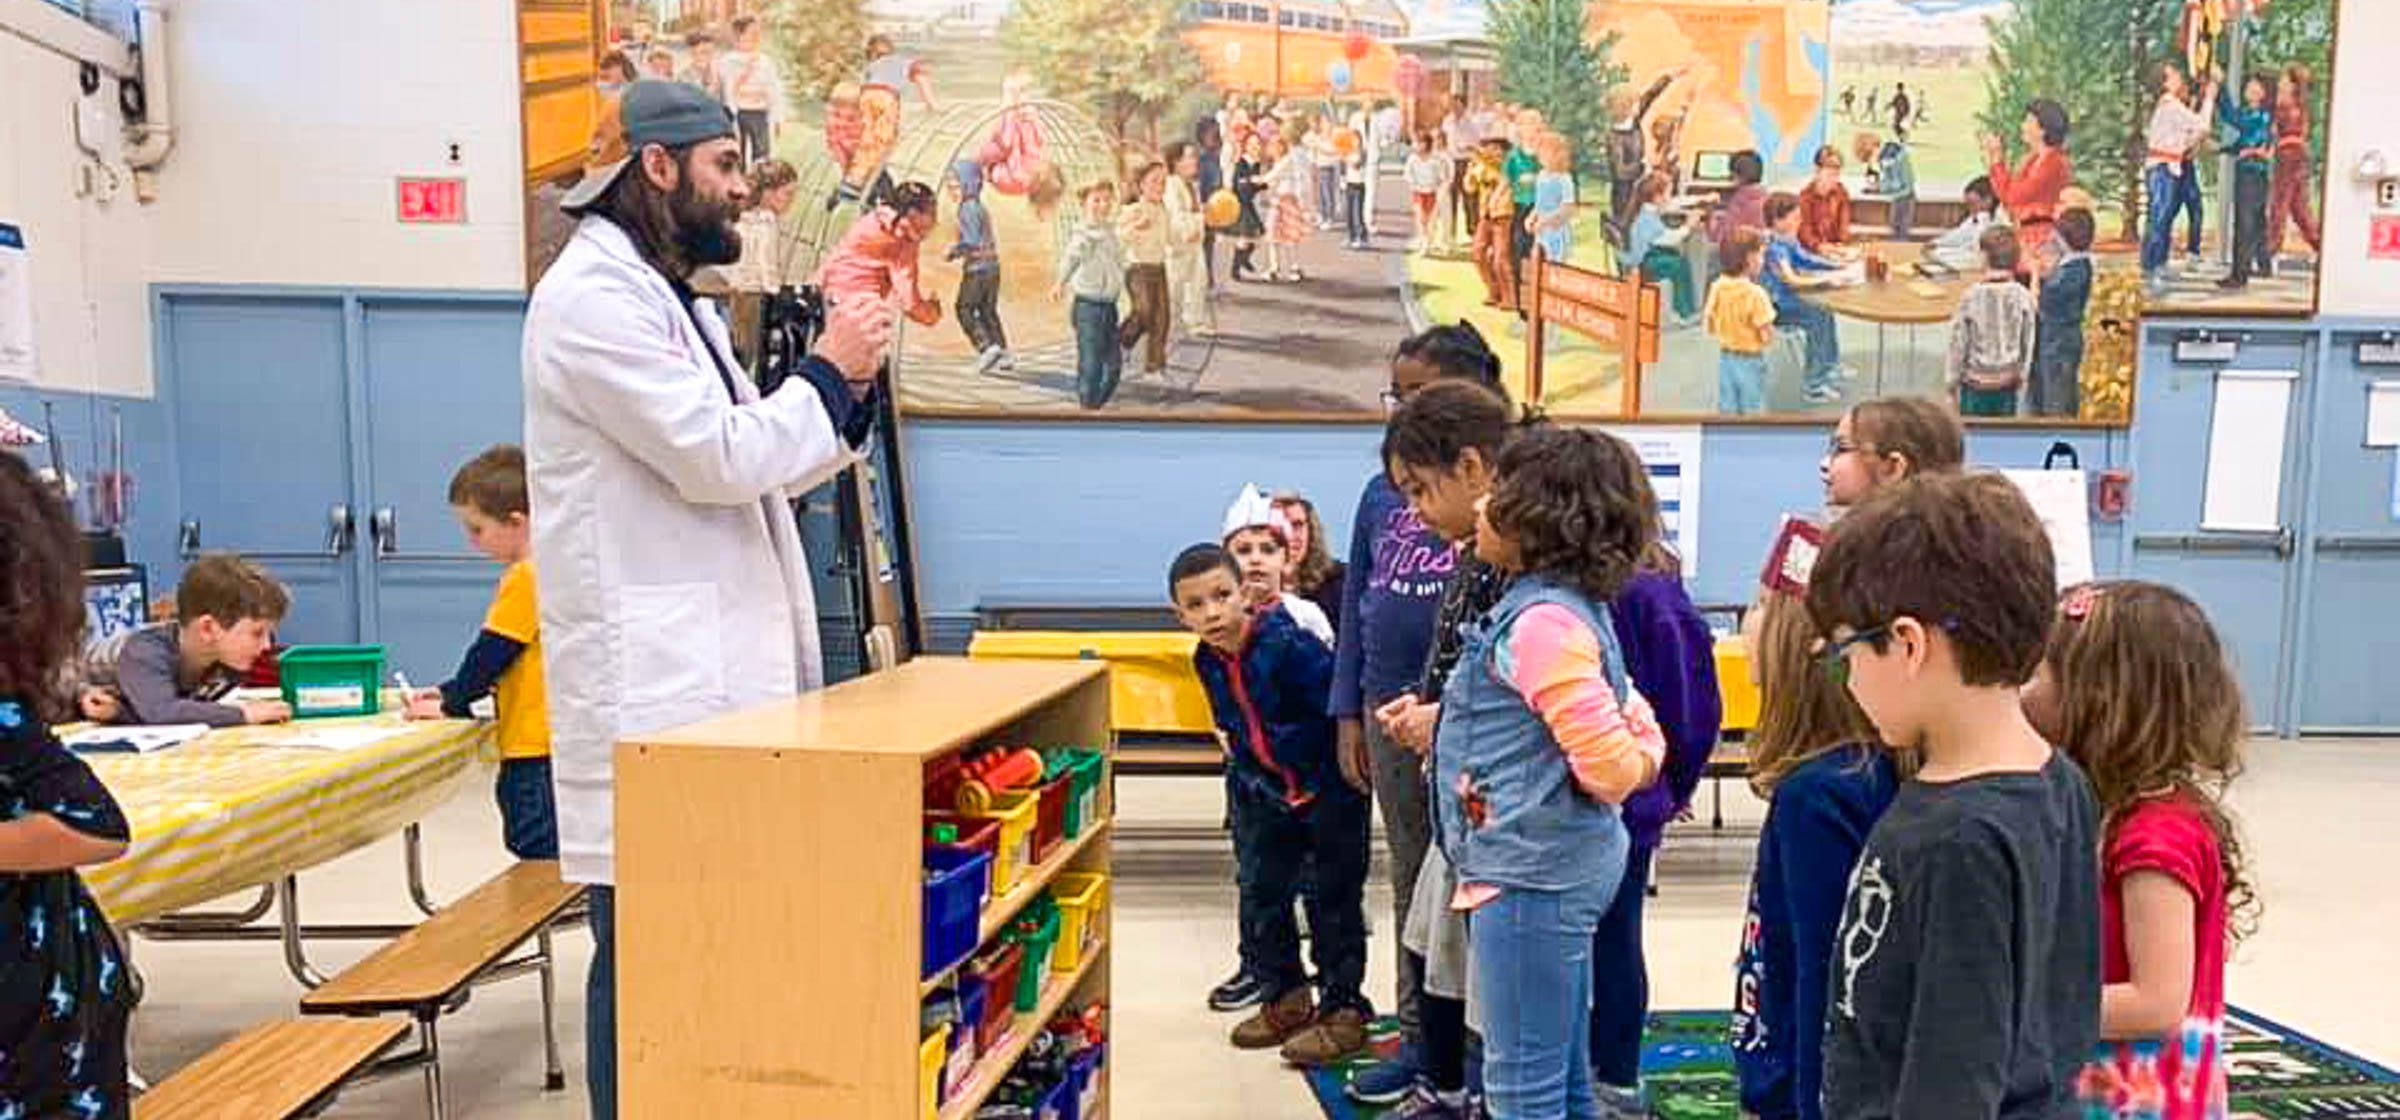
[{"xmin": 1433, "ymin": 427, "xmax": 1667, "ymax": 1119}]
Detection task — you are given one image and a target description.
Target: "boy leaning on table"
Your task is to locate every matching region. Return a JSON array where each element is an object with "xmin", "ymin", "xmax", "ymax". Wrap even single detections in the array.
[
  {"xmin": 404, "ymin": 445, "xmax": 557, "ymax": 861},
  {"xmin": 84, "ymin": 554, "xmax": 293, "ymax": 728}
]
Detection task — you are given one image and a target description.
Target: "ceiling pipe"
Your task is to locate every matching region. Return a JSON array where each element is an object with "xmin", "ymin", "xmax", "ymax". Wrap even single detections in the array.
[{"xmin": 121, "ymin": 0, "xmax": 173, "ymax": 201}]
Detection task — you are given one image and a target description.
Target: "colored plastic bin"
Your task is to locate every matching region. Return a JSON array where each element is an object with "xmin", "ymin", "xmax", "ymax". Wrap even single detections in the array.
[
  {"xmin": 966, "ymin": 790, "xmax": 1039, "ymax": 894},
  {"xmin": 919, "ymin": 1023, "xmax": 949, "ymax": 1120},
  {"xmin": 1058, "ymin": 749, "xmax": 1107, "ymax": 839},
  {"xmin": 1070, "ymin": 1043, "xmax": 1107, "ymax": 1120},
  {"xmin": 1036, "ymin": 1072, "xmax": 1075, "ymax": 1120},
  {"xmin": 964, "ymin": 942, "xmax": 1023, "ymax": 1052},
  {"xmin": 1009, "ymin": 901, "xmax": 1063, "ymax": 1012},
  {"xmin": 922, "ymin": 847, "xmax": 991, "ymax": 978},
  {"xmin": 926, "ymin": 814, "xmax": 1002, "ymax": 902},
  {"xmin": 1030, "ymin": 770, "xmax": 1071, "ymax": 863},
  {"xmin": 955, "ymin": 976, "xmax": 989, "ymax": 1061},
  {"xmin": 277, "ymin": 645, "xmax": 387, "ymax": 718},
  {"xmin": 1049, "ymin": 873, "xmax": 1108, "ymax": 973}
]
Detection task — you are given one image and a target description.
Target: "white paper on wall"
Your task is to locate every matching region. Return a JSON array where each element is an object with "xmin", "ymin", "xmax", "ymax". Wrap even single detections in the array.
[
  {"xmin": 2000, "ymin": 469, "xmax": 2095, "ymax": 588},
  {"xmin": 1603, "ymin": 425, "xmax": 1704, "ymax": 574},
  {"xmin": 2200, "ymin": 370, "xmax": 2298, "ymax": 533},
  {"xmin": 2366, "ymin": 382, "xmax": 2400, "ymax": 448},
  {"xmin": 0, "ymin": 223, "xmax": 35, "ymax": 383}
]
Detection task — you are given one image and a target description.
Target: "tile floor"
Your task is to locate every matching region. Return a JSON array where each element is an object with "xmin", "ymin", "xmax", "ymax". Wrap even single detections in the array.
[{"xmin": 127, "ymin": 737, "xmax": 2400, "ymax": 1117}]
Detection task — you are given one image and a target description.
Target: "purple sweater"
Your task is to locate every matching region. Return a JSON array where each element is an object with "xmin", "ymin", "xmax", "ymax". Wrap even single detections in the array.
[
  {"xmin": 1610, "ymin": 570, "xmax": 1722, "ymax": 850},
  {"xmin": 1330, "ymin": 473, "xmax": 1456, "ymax": 718}
]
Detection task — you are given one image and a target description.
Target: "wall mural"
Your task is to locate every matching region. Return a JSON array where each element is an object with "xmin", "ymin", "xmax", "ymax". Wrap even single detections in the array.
[{"xmin": 520, "ymin": 0, "xmax": 2336, "ymax": 425}]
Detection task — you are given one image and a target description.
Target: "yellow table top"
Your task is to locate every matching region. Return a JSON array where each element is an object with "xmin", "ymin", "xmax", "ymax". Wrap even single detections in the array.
[
  {"xmin": 969, "ymin": 630, "xmax": 1761, "ymax": 737},
  {"xmin": 82, "ymin": 717, "xmax": 494, "ymax": 925}
]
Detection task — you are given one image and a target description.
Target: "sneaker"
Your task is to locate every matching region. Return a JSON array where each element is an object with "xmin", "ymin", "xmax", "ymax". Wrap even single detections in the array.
[
  {"xmin": 1280, "ymin": 1006, "xmax": 1370, "ymax": 1067},
  {"xmin": 1347, "ymin": 1041, "xmax": 1424, "ymax": 1104},
  {"xmin": 996, "ymin": 349, "xmax": 1017, "ymax": 371},
  {"xmin": 1834, "ymin": 365, "xmax": 1863, "ymax": 382},
  {"xmin": 1595, "ymin": 1081, "xmax": 1650, "ymax": 1119},
  {"xmin": 1392, "ymin": 1084, "xmax": 1478, "ymax": 1119},
  {"xmin": 1804, "ymin": 385, "xmax": 1842, "ymax": 404},
  {"xmin": 1208, "ymin": 969, "xmax": 1269, "ymax": 1012},
  {"xmin": 974, "ymin": 345, "xmax": 1004, "ymax": 374},
  {"xmin": 2216, "ymin": 277, "xmax": 2248, "ymax": 292},
  {"xmin": 1232, "ymin": 987, "xmax": 1316, "ymax": 1049}
]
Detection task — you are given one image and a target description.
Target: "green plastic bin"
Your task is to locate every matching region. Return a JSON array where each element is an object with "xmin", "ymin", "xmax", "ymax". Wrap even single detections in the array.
[
  {"xmin": 1054, "ymin": 749, "xmax": 1107, "ymax": 839},
  {"xmin": 1007, "ymin": 896, "xmax": 1063, "ymax": 1012},
  {"xmin": 278, "ymin": 645, "xmax": 388, "ymax": 719}
]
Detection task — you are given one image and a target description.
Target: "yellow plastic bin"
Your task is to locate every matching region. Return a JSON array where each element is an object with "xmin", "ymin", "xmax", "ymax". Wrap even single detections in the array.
[
  {"xmin": 919, "ymin": 1023, "xmax": 950, "ymax": 1120},
  {"xmin": 966, "ymin": 789, "xmax": 1039, "ymax": 894},
  {"xmin": 1049, "ymin": 872, "xmax": 1108, "ymax": 973}
]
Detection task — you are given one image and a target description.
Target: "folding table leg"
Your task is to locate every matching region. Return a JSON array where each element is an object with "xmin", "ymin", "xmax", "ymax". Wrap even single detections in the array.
[{"xmin": 539, "ymin": 927, "xmax": 566, "ymax": 1091}]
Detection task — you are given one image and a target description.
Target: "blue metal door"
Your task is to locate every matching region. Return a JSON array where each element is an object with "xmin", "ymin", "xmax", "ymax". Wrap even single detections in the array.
[
  {"xmin": 2126, "ymin": 329, "xmax": 2315, "ymax": 733},
  {"xmin": 2293, "ymin": 332, "xmax": 2400, "ymax": 733},
  {"xmin": 358, "ymin": 297, "xmax": 529, "ymax": 682},
  {"xmin": 162, "ymin": 294, "xmax": 364, "ymax": 648}
]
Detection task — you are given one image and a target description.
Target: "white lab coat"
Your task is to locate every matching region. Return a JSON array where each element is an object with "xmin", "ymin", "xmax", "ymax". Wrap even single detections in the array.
[{"xmin": 523, "ymin": 216, "xmax": 859, "ymax": 886}]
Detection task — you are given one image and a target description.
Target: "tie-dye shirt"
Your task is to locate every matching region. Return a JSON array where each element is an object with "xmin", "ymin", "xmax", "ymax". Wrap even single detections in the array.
[
  {"xmin": 2078, "ymin": 795, "xmax": 2233, "ymax": 1120},
  {"xmin": 1454, "ymin": 601, "xmax": 1665, "ymax": 909},
  {"xmin": 1, "ymin": 698, "xmax": 134, "ymax": 1120}
]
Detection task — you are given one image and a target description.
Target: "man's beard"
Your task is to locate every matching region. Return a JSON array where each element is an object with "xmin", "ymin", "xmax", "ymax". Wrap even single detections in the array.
[{"xmin": 671, "ymin": 180, "xmax": 743, "ymax": 267}]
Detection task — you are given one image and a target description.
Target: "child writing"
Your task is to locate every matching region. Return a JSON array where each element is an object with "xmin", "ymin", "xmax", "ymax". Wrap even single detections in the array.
[
  {"xmin": 1764, "ymin": 192, "xmax": 1852, "ymax": 405},
  {"xmin": 403, "ymin": 446, "xmax": 557, "ymax": 860},
  {"xmin": 1947, "ymin": 226, "xmax": 2037, "ymax": 417},
  {"xmin": 2030, "ymin": 208, "xmax": 2095, "ymax": 419},
  {"xmin": 1432, "ymin": 425, "xmax": 1666, "ymax": 1119},
  {"xmin": 1706, "ymin": 229, "xmax": 1776, "ymax": 415},
  {"xmin": 1808, "ymin": 472, "xmax": 2103, "ymax": 1118},
  {"xmin": 1930, "ymin": 176, "xmax": 2008, "ymax": 269},
  {"xmin": 1053, "ymin": 181, "xmax": 1126, "ymax": 410},
  {"xmin": 1173, "ymin": 542, "xmax": 1374, "ymax": 1067},
  {"xmin": 0, "ymin": 452, "xmax": 135, "ymax": 1118},
  {"xmin": 1797, "ymin": 145, "xmax": 1852, "ymax": 252},
  {"xmin": 1731, "ymin": 547, "xmax": 1901, "ymax": 1120},
  {"xmin": 2023, "ymin": 582, "xmax": 2254, "ymax": 1120},
  {"xmin": 90, "ymin": 554, "xmax": 291, "ymax": 727}
]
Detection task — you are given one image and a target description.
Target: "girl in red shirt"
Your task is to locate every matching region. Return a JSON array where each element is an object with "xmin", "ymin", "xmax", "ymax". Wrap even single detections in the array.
[{"xmin": 2021, "ymin": 581, "xmax": 2257, "ymax": 1120}]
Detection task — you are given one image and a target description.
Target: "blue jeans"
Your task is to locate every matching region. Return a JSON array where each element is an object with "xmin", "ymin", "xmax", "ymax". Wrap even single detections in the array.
[
  {"xmin": 1071, "ymin": 296, "xmax": 1122, "ymax": 409},
  {"xmin": 586, "ymin": 885, "xmax": 617, "ymax": 1120},
  {"xmin": 496, "ymin": 757, "xmax": 559, "ymax": 861},
  {"xmin": 1888, "ymin": 194, "xmax": 1916, "ymax": 241},
  {"xmin": 1588, "ymin": 844, "xmax": 1655, "ymax": 1090},
  {"xmin": 1473, "ymin": 877, "xmax": 1614, "ymax": 1119},
  {"xmin": 1318, "ymin": 166, "xmax": 1343, "ymax": 225},
  {"xmin": 1774, "ymin": 299, "xmax": 1839, "ymax": 392},
  {"xmin": 1346, "ymin": 183, "xmax": 1370, "ymax": 245},
  {"xmin": 2142, "ymin": 163, "xmax": 2179, "ymax": 274},
  {"xmin": 1718, "ymin": 351, "xmax": 1767, "ymax": 414}
]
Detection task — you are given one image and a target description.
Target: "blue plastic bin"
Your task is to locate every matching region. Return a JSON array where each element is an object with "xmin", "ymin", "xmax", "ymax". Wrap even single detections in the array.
[
  {"xmin": 1070, "ymin": 1043, "xmax": 1106, "ymax": 1120},
  {"xmin": 921, "ymin": 847, "xmax": 991, "ymax": 978},
  {"xmin": 1036, "ymin": 1072, "xmax": 1075, "ymax": 1120}
]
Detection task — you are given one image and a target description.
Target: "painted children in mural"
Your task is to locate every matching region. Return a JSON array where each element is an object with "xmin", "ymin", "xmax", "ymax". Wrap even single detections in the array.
[
  {"xmin": 1470, "ymin": 138, "xmax": 1519, "ymax": 311},
  {"xmin": 1443, "ymin": 95, "xmax": 1482, "ymax": 248},
  {"xmin": 1707, "ymin": 229, "xmax": 1777, "ymax": 415},
  {"xmin": 2142, "ymin": 65, "xmax": 2218, "ymax": 294},
  {"xmin": 1949, "ymin": 226, "xmax": 2037, "ymax": 418},
  {"xmin": 1344, "ymin": 113, "xmax": 1374, "ymax": 250},
  {"xmin": 1165, "ymin": 141, "xmax": 1215, "ymax": 337},
  {"xmin": 597, "ymin": 49, "xmax": 635, "ymax": 96},
  {"xmin": 1628, "ymin": 173, "xmax": 1697, "ymax": 323},
  {"xmin": 1983, "ymin": 100, "xmax": 2074, "ymax": 258},
  {"xmin": 684, "ymin": 32, "xmax": 724, "ymax": 104},
  {"xmin": 2215, "ymin": 71, "xmax": 2275, "ymax": 291},
  {"xmin": 1855, "ymin": 132, "xmax": 1915, "ymax": 242},
  {"xmin": 719, "ymin": 17, "xmax": 785, "ymax": 167},
  {"xmin": 1265, "ymin": 136, "xmax": 1314, "ymax": 283},
  {"xmin": 1888, "ymin": 83, "xmax": 1914, "ymax": 142},
  {"xmin": 1764, "ymin": 192, "xmax": 1851, "ymax": 405},
  {"xmin": 1798, "ymin": 146, "xmax": 1851, "ymax": 253},
  {"xmin": 1609, "ymin": 68, "xmax": 1685, "ymax": 224},
  {"xmin": 1197, "ymin": 118, "xmax": 1227, "ymax": 287},
  {"xmin": 1505, "ymin": 112, "xmax": 1546, "ymax": 278},
  {"xmin": 975, "ymin": 71, "xmax": 1059, "ymax": 214},
  {"xmin": 1118, "ymin": 162, "xmax": 1175, "ymax": 378},
  {"xmin": 947, "ymin": 160, "xmax": 1010, "ymax": 374},
  {"xmin": 1931, "ymin": 176, "xmax": 2009, "ymax": 270},
  {"xmin": 1406, "ymin": 132, "xmax": 1449, "ymax": 255},
  {"xmin": 2265, "ymin": 65, "xmax": 2323, "ymax": 268},
  {"xmin": 2031, "ymin": 208, "xmax": 2095, "ymax": 419},
  {"xmin": 1312, "ymin": 117, "xmax": 1345, "ymax": 230},
  {"xmin": 1054, "ymin": 181, "xmax": 1126, "ymax": 410},
  {"xmin": 644, "ymin": 48, "xmax": 677, "ymax": 82},
  {"xmin": 842, "ymin": 34, "xmax": 939, "ymax": 210},
  {"xmin": 1231, "ymin": 135, "xmax": 1270, "ymax": 282},
  {"xmin": 1651, "ymin": 87, "xmax": 1696, "ymax": 197},
  {"xmin": 816, "ymin": 180, "xmax": 943, "ymax": 327},
  {"xmin": 1711, "ymin": 150, "xmax": 1770, "ymax": 263},
  {"xmin": 1530, "ymin": 133, "xmax": 1577, "ymax": 264}
]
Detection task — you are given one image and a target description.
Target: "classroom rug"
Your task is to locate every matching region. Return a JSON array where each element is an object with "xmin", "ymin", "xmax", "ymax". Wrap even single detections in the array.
[{"xmin": 1305, "ymin": 1008, "xmax": 2400, "ymax": 1119}]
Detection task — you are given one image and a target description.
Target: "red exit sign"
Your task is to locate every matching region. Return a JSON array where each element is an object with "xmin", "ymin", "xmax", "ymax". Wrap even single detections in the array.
[
  {"xmin": 397, "ymin": 177, "xmax": 467, "ymax": 224},
  {"xmin": 2373, "ymin": 216, "xmax": 2400, "ymax": 261}
]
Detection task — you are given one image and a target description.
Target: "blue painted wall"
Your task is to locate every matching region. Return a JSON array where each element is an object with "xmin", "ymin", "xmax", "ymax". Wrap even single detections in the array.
[{"xmin": 0, "ymin": 384, "xmax": 181, "ymax": 586}]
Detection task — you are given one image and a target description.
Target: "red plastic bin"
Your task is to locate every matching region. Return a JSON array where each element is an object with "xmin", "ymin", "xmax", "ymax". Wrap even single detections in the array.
[
  {"xmin": 964, "ymin": 942, "xmax": 1024, "ymax": 1052},
  {"xmin": 1030, "ymin": 770, "xmax": 1071, "ymax": 864}
]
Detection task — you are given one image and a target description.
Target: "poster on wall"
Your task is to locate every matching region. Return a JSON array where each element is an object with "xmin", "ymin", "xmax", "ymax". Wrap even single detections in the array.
[
  {"xmin": 0, "ymin": 222, "xmax": 36, "ymax": 384},
  {"xmin": 516, "ymin": 0, "xmax": 2333, "ymax": 424},
  {"xmin": 1609, "ymin": 424, "xmax": 1704, "ymax": 571}
]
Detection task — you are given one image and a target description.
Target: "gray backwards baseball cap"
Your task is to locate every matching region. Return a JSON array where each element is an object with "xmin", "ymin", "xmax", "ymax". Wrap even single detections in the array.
[{"xmin": 561, "ymin": 80, "xmax": 739, "ymax": 213}]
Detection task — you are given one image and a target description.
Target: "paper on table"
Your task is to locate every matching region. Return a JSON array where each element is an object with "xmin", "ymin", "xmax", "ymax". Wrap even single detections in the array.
[
  {"xmin": 2366, "ymin": 382, "xmax": 2400, "ymax": 448},
  {"xmin": 259, "ymin": 724, "xmax": 416, "ymax": 752},
  {"xmin": 63, "ymin": 724, "xmax": 211, "ymax": 753}
]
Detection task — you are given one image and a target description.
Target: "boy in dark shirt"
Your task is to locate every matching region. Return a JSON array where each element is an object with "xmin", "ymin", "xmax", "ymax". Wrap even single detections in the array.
[{"xmin": 1804, "ymin": 472, "xmax": 2101, "ymax": 1120}]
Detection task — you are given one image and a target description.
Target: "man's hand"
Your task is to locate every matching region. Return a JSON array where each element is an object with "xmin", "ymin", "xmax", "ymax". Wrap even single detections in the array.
[
  {"xmin": 241, "ymin": 699, "xmax": 294, "ymax": 726},
  {"xmin": 811, "ymin": 298, "xmax": 897, "ymax": 383},
  {"xmin": 1335, "ymin": 718, "xmax": 1372, "ymax": 795}
]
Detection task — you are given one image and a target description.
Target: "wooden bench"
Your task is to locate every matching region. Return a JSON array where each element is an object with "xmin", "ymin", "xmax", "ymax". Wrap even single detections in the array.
[
  {"xmin": 137, "ymin": 1017, "xmax": 411, "ymax": 1120},
  {"xmin": 300, "ymin": 860, "xmax": 585, "ymax": 1119}
]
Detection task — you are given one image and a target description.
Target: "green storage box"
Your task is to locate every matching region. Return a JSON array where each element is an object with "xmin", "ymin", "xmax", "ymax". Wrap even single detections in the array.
[
  {"xmin": 1007, "ymin": 897, "xmax": 1062, "ymax": 1012},
  {"xmin": 1054, "ymin": 749, "xmax": 1107, "ymax": 840},
  {"xmin": 278, "ymin": 645, "xmax": 388, "ymax": 719}
]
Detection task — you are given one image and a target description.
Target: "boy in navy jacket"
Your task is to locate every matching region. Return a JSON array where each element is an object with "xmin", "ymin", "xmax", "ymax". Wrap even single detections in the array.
[{"xmin": 1171, "ymin": 542, "xmax": 1373, "ymax": 1068}]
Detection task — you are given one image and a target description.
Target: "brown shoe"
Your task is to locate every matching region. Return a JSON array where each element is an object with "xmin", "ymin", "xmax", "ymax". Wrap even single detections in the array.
[
  {"xmin": 1230, "ymin": 986, "xmax": 1316, "ymax": 1049},
  {"xmin": 1279, "ymin": 1006, "xmax": 1370, "ymax": 1067}
]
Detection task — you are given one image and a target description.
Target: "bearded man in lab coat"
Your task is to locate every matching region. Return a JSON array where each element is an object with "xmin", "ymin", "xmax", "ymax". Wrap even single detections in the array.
[{"xmin": 521, "ymin": 80, "xmax": 894, "ymax": 1120}]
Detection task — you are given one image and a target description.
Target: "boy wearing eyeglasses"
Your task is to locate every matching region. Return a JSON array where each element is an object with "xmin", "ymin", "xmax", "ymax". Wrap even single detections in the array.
[{"xmin": 1804, "ymin": 472, "xmax": 2101, "ymax": 1120}]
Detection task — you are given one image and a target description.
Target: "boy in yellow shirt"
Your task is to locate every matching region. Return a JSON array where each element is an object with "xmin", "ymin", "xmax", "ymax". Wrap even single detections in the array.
[
  {"xmin": 406, "ymin": 445, "xmax": 554, "ymax": 860},
  {"xmin": 1705, "ymin": 228, "xmax": 1777, "ymax": 414}
]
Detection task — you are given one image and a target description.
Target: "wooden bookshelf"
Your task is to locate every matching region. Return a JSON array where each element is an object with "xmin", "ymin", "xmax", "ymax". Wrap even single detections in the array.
[{"xmin": 617, "ymin": 658, "xmax": 1114, "ymax": 1118}]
